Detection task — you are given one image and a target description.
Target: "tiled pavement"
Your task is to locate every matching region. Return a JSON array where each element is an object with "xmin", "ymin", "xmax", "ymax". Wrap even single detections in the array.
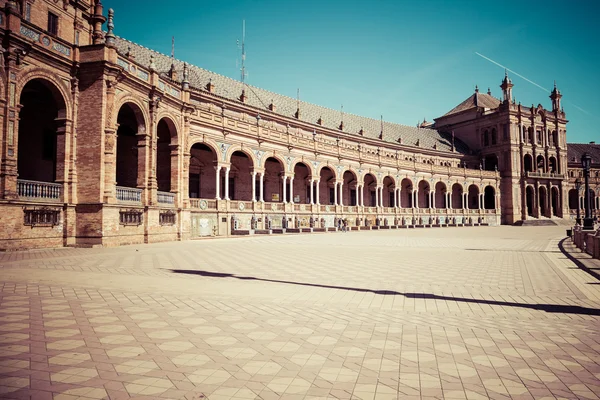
[{"xmin": 0, "ymin": 226, "xmax": 599, "ymax": 400}]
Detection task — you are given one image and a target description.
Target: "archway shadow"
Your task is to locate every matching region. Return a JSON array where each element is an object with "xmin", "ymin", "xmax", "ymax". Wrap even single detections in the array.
[
  {"xmin": 558, "ymin": 238, "xmax": 600, "ymax": 281},
  {"xmin": 169, "ymin": 269, "xmax": 600, "ymax": 316}
]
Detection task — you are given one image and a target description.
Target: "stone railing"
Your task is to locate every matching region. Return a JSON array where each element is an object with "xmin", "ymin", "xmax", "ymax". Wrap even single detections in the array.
[
  {"xmin": 572, "ymin": 225, "xmax": 600, "ymax": 260},
  {"xmin": 116, "ymin": 186, "xmax": 142, "ymax": 203},
  {"xmin": 526, "ymin": 171, "xmax": 566, "ymax": 179},
  {"xmin": 17, "ymin": 179, "xmax": 62, "ymax": 202},
  {"xmin": 189, "ymin": 198, "xmax": 217, "ymax": 209},
  {"xmin": 157, "ymin": 191, "xmax": 175, "ymax": 205}
]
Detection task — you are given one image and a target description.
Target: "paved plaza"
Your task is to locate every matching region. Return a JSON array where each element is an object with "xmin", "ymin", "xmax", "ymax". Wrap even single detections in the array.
[{"xmin": 0, "ymin": 226, "xmax": 599, "ymax": 400}]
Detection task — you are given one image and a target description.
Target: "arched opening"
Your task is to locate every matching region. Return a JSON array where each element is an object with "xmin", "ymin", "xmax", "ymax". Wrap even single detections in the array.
[
  {"xmin": 484, "ymin": 154, "xmax": 498, "ymax": 171},
  {"xmin": 116, "ymin": 103, "xmax": 145, "ymax": 188},
  {"xmin": 382, "ymin": 176, "xmax": 395, "ymax": 207},
  {"xmin": 568, "ymin": 189, "xmax": 578, "ymax": 210},
  {"xmin": 483, "ymin": 186, "xmax": 495, "ymax": 209},
  {"xmin": 435, "ymin": 182, "xmax": 447, "ymax": 208},
  {"xmin": 528, "ymin": 127, "xmax": 534, "ymax": 143},
  {"xmin": 400, "ymin": 178, "xmax": 413, "ymax": 208},
  {"xmin": 18, "ymin": 79, "xmax": 67, "ymax": 183},
  {"xmin": 451, "ymin": 183, "xmax": 463, "ymax": 209},
  {"xmin": 189, "ymin": 143, "xmax": 216, "ymax": 199},
  {"xmin": 552, "ymin": 130, "xmax": 558, "ymax": 147},
  {"xmin": 526, "ymin": 186, "xmax": 534, "ymax": 216},
  {"xmin": 342, "ymin": 170, "xmax": 357, "ymax": 206},
  {"xmin": 483, "ymin": 130, "xmax": 489, "ymax": 146},
  {"xmin": 523, "ymin": 154, "xmax": 533, "ymax": 173},
  {"xmin": 491, "ymin": 128, "xmax": 497, "ymax": 145},
  {"xmin": 589, "ymin": 189, "xmax": 597, "ymax": 211},
  {"xmin": 264, "ymin": 157, "xmax": 284, "ymax": 202},
  {"xmin": 229, "ymin": 151, "xmax": 253, "ymax": 201},
  {"xmin": 551, "ymin": 187, "xmax": 559, "ymax": 217},
  {"xmin": 319, "ymin": 167, "xmax": 335, "ymax": 205},
  {"xmin": 417, "ymin": 180, "xmax": 430, "ymax": 208},
  {"xmin": 538, "ymin": 186, "xmax": 547, "ymax": 217},
  {"xmin": 549, "ymin": 157, "xmax": 557, "ymax": 174},
  {"xmin": 536, "ymin": 155, "xmax": 545, "ymax": 172},
  {"xmin": 363, "ymin": 173, "xmax": 377, "ymax": 207},
  {"xmin": 468, "ymin": 184, "xmax": 479, "ymax": 209},
  {"xmin": 156, "ymin": 118, "xmax": 177, "ymax": 192},
  {"xmin": 293, "ymin": 162, "xmax": 310, "ymax": 204}
]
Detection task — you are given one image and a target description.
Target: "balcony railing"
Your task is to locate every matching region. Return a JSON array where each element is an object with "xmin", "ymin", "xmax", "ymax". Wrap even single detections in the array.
[
  {"xmin": 526, "ymin": 171, "xmax": 566, "ymax": 179},
  {"xmin": 116, "ymin": 186, "xmax": 142, "ymax": 203},
  {"xmin": 17, "ymin": 179, "xmax": 62, "ymax": 201},
  {"xmin": 157, "ymin": 191, "xmax": 175, "ymax": 205},
  {"xmin": 190, "ymin": 198, "xmax": 217, "ymax": 209}
]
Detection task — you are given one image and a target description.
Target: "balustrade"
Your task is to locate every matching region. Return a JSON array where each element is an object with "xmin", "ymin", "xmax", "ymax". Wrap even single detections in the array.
[
  {"xmin": 116, "ymin": 186, "xmax": 142, "ymax": 203},
  {"xmin": 157, "ymin": 191, "xmax": 175, "ymax": 205},
  {"xmin": 17, "ymin": 180, "xmax": 62, "ymax": 201}
]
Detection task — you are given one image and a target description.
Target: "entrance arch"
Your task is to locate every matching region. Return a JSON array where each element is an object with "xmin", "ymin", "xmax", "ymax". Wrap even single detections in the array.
[
  {"xmin": 538, "ymin": 186, "xmax": 547, "ymax": 217},
  {"xmin": 156, "ymin": 118, "xmax": 177, "ymax": 192},
  {"xmin": 451, "ymin": 183, "xmax": 463, "ymax": 209},
  {"xmin": 17, "ymin": 78, "xmax": 67, "ymax": 183},
  {"xmin": 318, "ymin": 166, "xmax": 335, "ymax": 205},
  {"xmin": 551, "ymin": 187, "xmax": 559, "ymax": 217},
  {"xmin": 116, "ymin": 103, "xmax": 146, "ymax": 188},
  {"xmin": 524, "ymin": 154, "xmax": 533, "ymax": 173},
  {"xmin": 467, "ymin": 184, "xmax": 479, "ymax": 209},
  {"xmin": 293, "ymin": 162, "xmax": 310, "ymax": 204},
  {"xmin": 189, "ymin": 143, "xmax": 217, "ymax": 199},
  {"xmin": 435, "ymin": 182, "xmax": 447, "ymax": 208},
  {"xmin": 382, "ymin": 176, "xmax": 395, "ymax": 207},
  {"xmin": 229, "ymin": 151, "xmax": 253, "ymax": 201},
  {"xmin": 568, "ymin": 188, "xmax": 578, "ymax": 211},
  {"xmin": 400, "ymin": 178, "xmax": 413, "ymax": 208},
  {"xmin": 342, "ymin": 170, "xmax": 357, "ymax": 206},
  {"xmin": 483, "ymin": 186, "xmax": 495, "ymax": 209},
  {"xmin": 417, "ymin": 180, "xmax": 430, "ymax": 208},
  {"xmin": 363, "ymin": 173, "xmax": 377, "ymax": 207},
  {"xmin": 526, "ymin": 186, "xmax": 534, "ymax": 216},
  {"xmin": 536, "ymin": 155, "xmax": 545, "ymax": 172}
]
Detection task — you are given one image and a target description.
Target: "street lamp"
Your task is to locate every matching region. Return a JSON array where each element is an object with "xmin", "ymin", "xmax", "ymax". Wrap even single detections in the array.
[
  {"xmin": 581, "ymin": 152, "xmax": 594, "ymax": 230},
  {"xmin": 574, "ymin": 177, "xmax": 582, "ymax": 225}
]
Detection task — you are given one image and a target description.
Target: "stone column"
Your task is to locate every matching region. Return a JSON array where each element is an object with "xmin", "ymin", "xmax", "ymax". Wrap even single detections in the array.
[
  {"xmin": 259, "ymin": 173, "xmax": 264, "ymax": 202},
  {"xmin": 215, "ymin": 165, "xmax": 221, "ymax": 200},
  {"xmin": 375, "ymin": 186, "xmax": 379, "ymax": 208},
  {"xmin": 224, "ymin": 167, "xmax": 230, "ymax": 200},
  {"xmin": 431, "ymin": 191, "xmax": 436, "ymax": 209},
  {"xmin": 356, "ymin": 185, "xmax": 360, "ymax": 207},
  {"xmin": 281, "ymin": 176, "xmax": 287, "ymax": 203},
  {"xmin": 339, "ymin": 182, "xmax": 343, "ymax": 206},
  {"xmin": 333, "ymin": 180, "xmax": 338, "ymax": 205},
  {"xmin": 251, "ymin": 171, "xmax": 257, "ymax": 201},
  {"xmin": 289, "ymin": 177, "xmax": 294, "ymax": 204},
  {"xmin": 310, "ymin": 179, "xmax": 315, "ymax": 204},
  {"xmin": 316, "ymin": 179, "xmax": 320, "ymax": 204}
]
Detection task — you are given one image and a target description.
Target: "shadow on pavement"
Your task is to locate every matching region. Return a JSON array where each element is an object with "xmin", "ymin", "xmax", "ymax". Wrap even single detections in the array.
[
  {"xmin": 558, "ymin": 238, "xmax": 600, "ymax": 281},
  {"xmin": 170, "ymin": 269, "xmax": 600, "ymax": 316}
]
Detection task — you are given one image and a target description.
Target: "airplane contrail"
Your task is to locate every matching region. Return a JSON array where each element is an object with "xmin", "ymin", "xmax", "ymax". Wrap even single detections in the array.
[{"xmin": 475, "ymin": 52, "xmax": 591, "ymax": 115}]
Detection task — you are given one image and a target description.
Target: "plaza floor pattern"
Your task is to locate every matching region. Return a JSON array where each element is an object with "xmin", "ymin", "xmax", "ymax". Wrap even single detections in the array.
[{"xmin": 0, "ymin": 226, "xmax": 599, "ymax": 400}]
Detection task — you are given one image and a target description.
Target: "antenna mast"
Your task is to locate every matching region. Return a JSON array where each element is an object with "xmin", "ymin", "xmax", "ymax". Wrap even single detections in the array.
[{"xmin": 240, "ymin": 20, "xmax": 247, "ymax": 85}]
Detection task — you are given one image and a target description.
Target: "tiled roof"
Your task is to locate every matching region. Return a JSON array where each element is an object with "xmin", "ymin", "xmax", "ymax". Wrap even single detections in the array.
[
  {"xmin": 114, "ymin": 37, "xmax": 469, "ymax": 154},
  {"xmin": 567, "ymin": 143, "xmax": 600, "ymax": 166},
  {"xmin": 442, "ymin": 92, "xmax": 501, "ymax": 117}
]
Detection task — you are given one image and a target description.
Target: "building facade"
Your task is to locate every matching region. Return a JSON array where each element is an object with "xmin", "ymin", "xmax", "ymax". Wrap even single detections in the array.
[{"xmin": 0, "ymin": 0, "xmax": 593, "ymax": 250}]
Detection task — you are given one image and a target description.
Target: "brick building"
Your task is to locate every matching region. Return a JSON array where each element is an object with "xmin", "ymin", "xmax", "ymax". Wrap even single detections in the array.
[{"xmin": 0, "ymin": 0, "xmax": 596, "ymax": 250}]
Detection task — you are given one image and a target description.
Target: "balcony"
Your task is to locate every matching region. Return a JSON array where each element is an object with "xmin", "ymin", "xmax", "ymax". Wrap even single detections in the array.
[
  {"xmin": 157, "ymin": 191, "xmax": 175, "ymax": 205},
  {"xmin": 116, "ymin": 186, "xmax": 142, "ymax": 203},
  {"xmin": 17, "ymin": 179, "xmax": 62, "ymax": 202},
  {"xmin": 526, "ymin": 171, "xmax": 565, "ymax": 179}
]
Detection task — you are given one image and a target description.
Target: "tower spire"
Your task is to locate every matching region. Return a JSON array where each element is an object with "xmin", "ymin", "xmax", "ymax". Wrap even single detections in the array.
[
  {"xmin": 500, "ymin": 70, "xmax": 514, "ymax": 103},
  {"xmin": 550, "ymin": 80, "xmax": 562, "ymax": 112}
]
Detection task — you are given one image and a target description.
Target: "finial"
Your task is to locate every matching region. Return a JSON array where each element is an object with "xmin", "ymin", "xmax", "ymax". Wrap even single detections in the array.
[
  {"xmin": 126, "ymin": 46, "xmax": 131, "ymax": 57},
  {"xmin": 149, "ymin": 54, "xmax": 156, "ymax": 72},
  {"xmin": 505, "ymin": 68, "xmax": 508, "ymax": 78},
  {"xmin": 554, "ymin": 80, "xmax": 556, "ymax": 90},
  {"xmin": 487, "ymin": 87, "xmax": 491, "ymax": 95},
  {"xmin": 475, "ymin": 85, "xmax": 479, "ymax": 93},
  {"xmin": 105, "ymin": 8, "xmax": 115, "ymax": 47},
  {"xmin": 182, "ymin": 63, "xmax": 189, "ymax": 90}
]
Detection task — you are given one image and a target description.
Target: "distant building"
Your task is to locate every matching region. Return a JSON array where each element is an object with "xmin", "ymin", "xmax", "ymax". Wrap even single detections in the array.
[{"xmin": 0, "ymin": 0, "xmax": 596, "ymax": 249}]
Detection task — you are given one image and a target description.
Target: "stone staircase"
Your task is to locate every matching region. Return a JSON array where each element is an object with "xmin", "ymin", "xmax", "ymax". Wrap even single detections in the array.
[{"xmin": 517, "ymin": 217, "xmax": 573, "ymax": 226}]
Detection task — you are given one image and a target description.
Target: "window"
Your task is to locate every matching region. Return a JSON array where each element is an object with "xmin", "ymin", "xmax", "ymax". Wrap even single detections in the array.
[
  {"xmin": 24, "ymin": 3, "xmax": 31, "ymax": 21},
  {"xmin": 48, "ymin": 12, "xmax": 58, "ymax": 35}
]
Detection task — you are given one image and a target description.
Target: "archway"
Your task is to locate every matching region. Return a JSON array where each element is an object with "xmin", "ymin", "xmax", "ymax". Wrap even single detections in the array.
[
  {"xmin": 483, "ymin": 186, "xmax": 495, "ymax": 209},
  {"xmin": 568, "ymin": 188, "xmax": 578, "ymax": 211},
  {"xmin": 451, "ymin": 183, "xmax": 463, "ymax": 209},
  {"xmin": 116, "ymin": 103, "xmax": 145, "ymax": 188},
  {"xmin": 467, "ymin": 184, "xmax": 479, "ymax": 209},
  {"xmin": 156, "ymin": 118, "xmax": 177, "ymax": 192},
  {"xmin": 363, "ymin": 173, "xmax": 377, "ymax": 207},
  {"xmin": 382, "ymin": 176, "xmax": 395, "ymax": 207},
  {"xmin": 18, "ymin": 78, "xmax": 67, "ymax": 183},
  {"xmin": 549, "ymin": 156, "xmax": 557, "ymax": 173},
  {"xmin": 417, "ymin": 180, "xmax": 430, "ymax": 208},
  {"xmin": 319, "ymin": 167, "xmax": 335, "ymax": 205},
  {"xmin": 523, "ymin": 154, "xmax": 533, "ymax": 173},
  {"xmin": 400, "ymin": 178, "xmax": 413, "ymax": 208},
  {"xmin": 189, "ymin": 143, "xmax": 216, "ymax": 199},
  {"xmin": 538, "ymin": 186, "xmax": 547, "ymax": 217},
  {"xmin": 551, "ymin": 187, "xmax": 559, "ymax": 217},
  {"xmin": 484, "ymin": 154, "xmax": 498, "ymax": 171},
  {"xmin": 435, "ymin": 182, "xmax": 447, "ymax": 208},
  {"xmin": 293, "ymin": 162, "xmax": 310, "ymax": 204},
  {"xmin": 536, "ymin": 155, "xmax": 545, "ymax": 172},
  {"xmin": 264, "ymin": 157, "xmax": 284, "ymax": 202},
  {"xmin": 342, "ymin": 170, "xmax": 357, "ymax": 206},
  {"xmin": 229, "ymin": 151, "xmax": 253, "ymax": 201},
  {"xmin": 526, "ymin": 186, "xmax": 534, "ymax": 216}
]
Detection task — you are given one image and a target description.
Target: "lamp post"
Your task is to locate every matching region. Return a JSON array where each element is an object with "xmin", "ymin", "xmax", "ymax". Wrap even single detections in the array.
[
  {"xmin": 581, "ymin": 152, "xmax": 594, "ymax": 230},
  {"xmin": 575, "ymin": 177, "xmax": 582, "ymax": 225}
]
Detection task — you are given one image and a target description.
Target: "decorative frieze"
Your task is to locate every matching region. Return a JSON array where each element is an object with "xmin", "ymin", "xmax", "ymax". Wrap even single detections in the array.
[{"xmin": 23, "ymin": 207, "xmax": 61, "ymax": 227}]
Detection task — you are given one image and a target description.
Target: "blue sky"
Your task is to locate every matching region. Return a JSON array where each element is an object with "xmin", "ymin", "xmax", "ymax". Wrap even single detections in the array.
[{"xmin": 103, "ymin": 0, "xmax": 599, "ymax": 143}]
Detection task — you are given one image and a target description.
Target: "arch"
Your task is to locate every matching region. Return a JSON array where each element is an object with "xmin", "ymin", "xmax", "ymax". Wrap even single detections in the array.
[
  {"xmin": 17, "ymin": 78, "xmax": 68, "ymax": 183},
  {"xmin": 382, "ymin": 176, "xmax": 395, "ymax": 207},
  {"xmin": 188, "ymin": 137, "xmax": 220, "ymax": 156},
  {"xmin": 189, "ymin": 143, "xmax": 217, "ymax": 199},
  {"xmin": 363, "ymin": 173, "xmax": 377, "ymax": 207},
  {"xmin": 156, "ymin": 117, "xmax": 178, "ymax": 192},
  {"xmin": 483, "ymin": 130, "xmax": 489, "ymax": 146},
  {"xmin": 116, "ymin": 102, "xmax": 146, "ymax": 188},
  {"xmin": 264, "ymin": 156, "xmax": 285, "ymax": 202},
  {"xmin": 551, "ymin": 186, "xmax": 559, "ymax": 217},
  {"xmin": 549, "ymin": 156, "xmax": 557, "ymax": 173},
  {"xmin": 229, "ymin": 151, "xmax": 253, "ymax": 201},
  {"xmin": 112, "ymin": 94, "xmax": 149, "ymax": 133},
  {"xmin": 451, "ymin": 183, "xmax": 463, "ymax": 209},
  {"xmin": 225, "ymin": 145, "xmax": 257, "ymax": 168},
  {"xmin": 400, "ymin": 178, "xmax": 413, "ymax": 208},
  {"xmin": 536, "ymin": 155, "xmax": 545, "ymax": 172},
  {"xmin": 435, "ymin": 182, "xmax": 447, "ymax": 208},
  {"xmin": 523, "ymin": 154, "xmax": 533, "ymax": 173},
  {"xmin": 484, "ymin": 154, "xmax": 498, "ymax": 171},
  {"xmin": 526, "ymin": 186, "xmax": 534, "ymax": 216},
  {"xmin": 483, "ymin": 186, "xmax": 495, "ymax": 209},
  {"xmin": 342, "ymin": 170, "xmax": 358, "ymax": 206},
  {"xmin": 467, "ymin": 184, "xmax": 479, "ymax": 209},
  {"xmin": 568, "ymin": 188, "xmax": 578, "ymax": 210},
  {"xmin": 538, "ymin": 186, "xmax": 547, "ymax": 217},
  {"xmin": 319, "ymin": 166, "xmax": 336, "ymax": 205},
  {"xmin": 417, "ymin": 180, "xmax": 430, "ymax": 208},
  {"xmin": 293, "ymin": 162, "xmax": 311, "ymax": 204},
  {"xmin": 491, "ymin": 128, "xmax": 497, "ymax": 145},
  {"xmin": 260, "ymin": 153, "xmax": 288, "ymax": 175},
  {"xmin": 16, "ymin": 67, "xmax": 72, "ymax": 119},
  {"xmin": 290, "ymin": 159, "xmax": 315, "ymax": 178}
]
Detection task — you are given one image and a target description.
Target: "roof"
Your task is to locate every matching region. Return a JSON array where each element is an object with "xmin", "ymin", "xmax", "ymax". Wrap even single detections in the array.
[
  {"xmin": 441, "ymin": 91, "xmax": 502, "ymax": 117},
  {"xmin": 114, "ymin": 37, "xmax": 469, "ymax": 154},
  {"xmin": 567, "ymin": 143, "xmax": 600, "ymax": 166}
]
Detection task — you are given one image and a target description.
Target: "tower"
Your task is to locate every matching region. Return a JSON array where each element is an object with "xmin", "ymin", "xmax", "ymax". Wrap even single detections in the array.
[
  {"xmin": 550, "ymin": 81, "xmax": 562, "ymax": 112},
  {"xmin": 500, "ymin": 70, "xmax": 513, "ymax": 103}
]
